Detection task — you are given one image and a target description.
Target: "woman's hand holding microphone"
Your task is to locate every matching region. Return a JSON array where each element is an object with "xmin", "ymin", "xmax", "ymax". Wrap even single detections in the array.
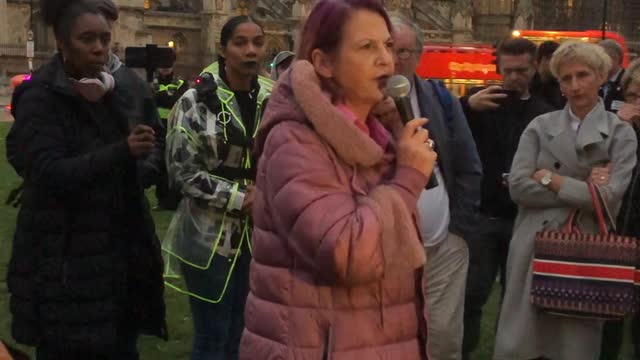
[
  {"xmin": 372, "ymin": 96, "xmax": 437, "ymax": 180},
  {"xmin": 396, "ymin": 118, "xmax": 437, "ymax": 179}
]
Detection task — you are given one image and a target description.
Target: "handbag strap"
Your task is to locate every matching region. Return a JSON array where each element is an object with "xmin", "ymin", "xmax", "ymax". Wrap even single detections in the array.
[
  {"xmin": 591, "ymin": 183, "xmax": 618, "ymax": 233},
  {"xmin": 587, "ymin": 182, "xmax": 614, "ymax": 236},
  {"xmin": 563, "ymin": 183, "xmax": 616, "ymax": 236},
  {"xmin": 564, "ymin": 210, "xmax": 581, "ymax": 233}
]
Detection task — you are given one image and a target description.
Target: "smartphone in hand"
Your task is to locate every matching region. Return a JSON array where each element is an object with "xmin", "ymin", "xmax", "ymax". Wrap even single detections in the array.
[{"xmin": 495, "ymin": 89, "xmax": 520, "ymax": 106}]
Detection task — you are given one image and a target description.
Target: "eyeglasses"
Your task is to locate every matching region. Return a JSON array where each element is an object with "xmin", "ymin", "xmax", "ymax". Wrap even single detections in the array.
[{"xmin": 395, "ymin": 48, "xmax": 420, "ymax": 60}]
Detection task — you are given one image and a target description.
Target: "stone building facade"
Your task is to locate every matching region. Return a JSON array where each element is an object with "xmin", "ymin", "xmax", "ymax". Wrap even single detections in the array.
[
  {"xmin": 0, "ymin": 0, "xmax": 534, "ymax": 79},
  {"xmin": 533, "ymin": 0, "xmax": 640, "ymax": 48}
]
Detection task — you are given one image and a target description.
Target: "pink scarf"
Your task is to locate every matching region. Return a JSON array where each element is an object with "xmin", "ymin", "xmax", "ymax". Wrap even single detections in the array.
[{"xmin": 334, "ymin": 103, "xmax": 391, "ymax": 150}]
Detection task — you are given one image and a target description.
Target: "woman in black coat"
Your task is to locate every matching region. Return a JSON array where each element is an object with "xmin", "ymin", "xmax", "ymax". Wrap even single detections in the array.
[{"xmin": 5, "ymin": 0, "xmax": 167, "ymax": 358}]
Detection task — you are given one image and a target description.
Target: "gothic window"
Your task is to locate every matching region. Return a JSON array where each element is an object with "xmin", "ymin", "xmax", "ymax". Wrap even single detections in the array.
[
  {"xmin": 31, "ymin": 7, "xmax": 52, "ymax": 52},
  {"xmin": 255, "ymin": 0, "xmax": 293, "ymax": 20},
  {"xmin": 154, "ymin": 0, "xmax": 202, "ymax": 13},
  {"xmin": 474, "ymin": 0, "xmax": 515, "ymax": 15},
  {"xmin": 170, "ymin": 32, "xmax": 188, "ymax": 55},
  {"xmin": 531, "ymin": 0, "xmax": 640, "ymax": 45}
]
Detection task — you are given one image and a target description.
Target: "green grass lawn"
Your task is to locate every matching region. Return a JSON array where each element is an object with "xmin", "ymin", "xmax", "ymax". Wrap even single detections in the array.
[{"xmin": 0, "ymin": 121, "xmax": 500, "ymax": 359}]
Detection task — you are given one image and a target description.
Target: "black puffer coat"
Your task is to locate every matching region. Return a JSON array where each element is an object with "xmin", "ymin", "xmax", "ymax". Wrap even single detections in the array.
[{"xmin": 5, "ymin": 54, "xmax": 167, "ymax": 351}]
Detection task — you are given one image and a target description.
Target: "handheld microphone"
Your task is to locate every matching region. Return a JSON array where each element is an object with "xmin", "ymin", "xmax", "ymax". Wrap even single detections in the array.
[{"xmin": 385, "ymin": 75, "xmax": 438, "ymax": 189}]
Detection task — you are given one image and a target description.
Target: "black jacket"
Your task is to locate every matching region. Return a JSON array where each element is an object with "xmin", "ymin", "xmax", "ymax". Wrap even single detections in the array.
[
  {"xmin": 5, "ymin": 54, "xmax": 167, "ymax": 351},
  {"xmin": 154, "ymin": 74, "xmax": 188, "ymax": 112},
  {"xmin": 413, "ymin": 77, "xmax": 482, "ymax": 238},
  {"xmin": 110, "ymin": 57, "xmax": 166, "ymax": 189},
  {"xmin": 599, "ymin": 69, "xmax": 626, "ymax": 113},
  {"xmin": 530, "ymin": 73, "xmax": 566, "ymax": 111},
  {"xmin": 461, "ymin": 88, "xmax": 555, "ymax": 219}
]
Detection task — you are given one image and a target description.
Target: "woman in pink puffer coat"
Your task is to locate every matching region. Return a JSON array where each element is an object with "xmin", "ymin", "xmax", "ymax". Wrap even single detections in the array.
[{"xmin": 239, "ymin": 1, "xmax": 437, "ymax": 359}]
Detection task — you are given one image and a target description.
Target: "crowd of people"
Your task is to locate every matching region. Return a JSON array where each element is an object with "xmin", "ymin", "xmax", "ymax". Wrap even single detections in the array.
[{"xmin": 4, "ymin": 0, "xmax": 640, "ymax": 359}]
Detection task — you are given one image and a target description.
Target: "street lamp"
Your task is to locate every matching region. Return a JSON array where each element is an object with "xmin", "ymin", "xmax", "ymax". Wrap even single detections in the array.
[
  {"xmin": 602, "ymin": 0, "xmax": 608, "ymax": 40},
  {"xmin": 27, "ymin": 0, "xmax": 34, "ymax": 72}
]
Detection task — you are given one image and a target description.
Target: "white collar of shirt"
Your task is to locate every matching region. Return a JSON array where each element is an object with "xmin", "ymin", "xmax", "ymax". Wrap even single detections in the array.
[
  {"xmin": 410, "ymin": 80, "xmax": 421, "ymax": 118},
  {"xmin": 410, "ymin": 81, "xmax": 417, "ymax": 102},
  {"xmin": 568, "ymin": 104, "xmax": 600, "ymax": 132},
  {"xmin": 568, "ymin": 101, "xmax": 600, "ymax": 128},
  {"xmin": 610, "ymin": 69, "xmax": 623, "ymax": 82},
  {"xmin": 568, "ymin": 109, "xmax": 581, "ymax": 132}
]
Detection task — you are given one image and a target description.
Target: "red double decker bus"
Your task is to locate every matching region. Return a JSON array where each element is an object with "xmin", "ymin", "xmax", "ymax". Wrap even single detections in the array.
[
  {"xmin": 511, "ymin": 29, "xmax": 629, "ymax": 66},
  {"xmin": 415, "ymin": 30, "xmax": 629, "ymax": 96},
  {"xmin": 415, "ymin": 43, "xmax": 500, "ymax": 96}
]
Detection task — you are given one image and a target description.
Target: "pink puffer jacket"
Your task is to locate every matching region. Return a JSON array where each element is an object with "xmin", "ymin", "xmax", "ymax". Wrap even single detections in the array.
[{"xmin": 239, "ymin": 61, "xmax": 429, "ymax": 360}]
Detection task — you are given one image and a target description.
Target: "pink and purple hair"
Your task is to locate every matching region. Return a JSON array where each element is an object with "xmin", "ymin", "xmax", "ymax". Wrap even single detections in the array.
[{"xmin": 297, "ymin": 0, "xmax": 392, "ymax": 62}]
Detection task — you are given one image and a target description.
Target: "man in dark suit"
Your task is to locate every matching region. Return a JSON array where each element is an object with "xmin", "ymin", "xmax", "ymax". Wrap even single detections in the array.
[
  {"xmin": 459, "ymin": 38, "xmax": 555, "ymax": 360},
  {"xmin": 387, "ymin": 14, "xmax": 483, "ymax": 360},
  {"xmin": 599, "ymin": 39, "xmax": 626, "ymax": 113}
]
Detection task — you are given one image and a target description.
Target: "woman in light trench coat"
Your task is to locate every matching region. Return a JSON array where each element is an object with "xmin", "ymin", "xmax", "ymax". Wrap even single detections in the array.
[{"xmin": 493, "ymin": 41, "xmax": 638, "ymax": 360}]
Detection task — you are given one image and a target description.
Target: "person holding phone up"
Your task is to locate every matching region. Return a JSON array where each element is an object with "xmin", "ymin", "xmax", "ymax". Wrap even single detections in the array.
[{"xmin": 459, "ymin": 38, "xmax": 555, "ymax": 359}]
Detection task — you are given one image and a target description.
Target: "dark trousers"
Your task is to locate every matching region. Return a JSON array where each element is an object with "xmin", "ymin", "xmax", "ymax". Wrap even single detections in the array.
[
  {"xmin": 600, "ymin": 320, "xmax": 624, "ymax": 360},
  {"xmin": 600, "ymin": 316, "xmax": 640, "ymax": 360},
  {"xmin": 462, "ymin": 215, "xmax": 514, "ymax": 360},
  {"xmin": 182, "ymin": 250, "xmax": 251, "ymax": 360},
  {"xmin": 36, "ymin": 329, "xmax": 138, "ymax": 360}
]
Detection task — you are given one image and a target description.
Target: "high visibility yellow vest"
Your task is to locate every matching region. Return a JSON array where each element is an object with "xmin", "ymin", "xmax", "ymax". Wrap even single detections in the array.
[{"xmin": 157, "ymin": 79, "xmax": 185, "ymax": 120}]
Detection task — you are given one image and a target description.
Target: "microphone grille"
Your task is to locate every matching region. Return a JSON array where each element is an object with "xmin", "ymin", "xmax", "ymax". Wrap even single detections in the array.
[{"xmin": 385, "ymin": 75, "xmax": 411, "ymax": 98}]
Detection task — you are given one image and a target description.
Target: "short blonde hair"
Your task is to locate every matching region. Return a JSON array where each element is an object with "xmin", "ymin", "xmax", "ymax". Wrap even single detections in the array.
[
  {"xmin": 550, "ymin": 41, "xmax": 611, "ymax": 80},
  {"xmin": 621, "ymin": 59, "xmax": 640, "ymax": 96}
]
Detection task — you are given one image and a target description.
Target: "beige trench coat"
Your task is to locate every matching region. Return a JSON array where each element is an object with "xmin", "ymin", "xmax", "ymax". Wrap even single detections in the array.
[{"xmin": 493, "ymin": 101, "xmax": 638, "ymax": 360}]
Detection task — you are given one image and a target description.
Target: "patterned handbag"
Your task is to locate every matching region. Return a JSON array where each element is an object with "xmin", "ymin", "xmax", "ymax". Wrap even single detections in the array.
[{"xmin": 531, "ymin": 182, "xmax": 639, "ymax": 319}]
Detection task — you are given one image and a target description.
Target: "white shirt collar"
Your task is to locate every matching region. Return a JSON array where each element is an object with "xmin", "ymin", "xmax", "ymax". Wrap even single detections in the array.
[
  {"xmin": 568, "ymin": 102, "xmax": 600, "ymax": 132},
  {"xmin": 609, "ymin": 68, "xmax": 623, "ymax": 82},
  {"xmin": 568, "ymin": 108, "xmax": 581, "ymax": 131}
]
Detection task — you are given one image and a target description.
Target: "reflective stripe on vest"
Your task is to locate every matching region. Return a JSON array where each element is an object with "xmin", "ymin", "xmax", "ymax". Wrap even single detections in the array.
[
  {"xmin": 158, "ymin": 107, "xmax": 171, "ymax": 120},
  {"xmin": 163, "ymin": 81, "xmax": 269, "ymax": 302},
  {"xmin": 158, "ymin": 79, "xmax": 185, "ymax": 93}
]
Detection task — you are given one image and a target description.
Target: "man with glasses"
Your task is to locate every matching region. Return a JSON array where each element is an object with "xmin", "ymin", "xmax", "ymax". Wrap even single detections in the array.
[
  {"xmin": 599, "ymin": 39, "xmax": 626, "ymax": 113},
  {"xmin": 386, "ymin": 15, "xmax": 482, "ymax": 360},
  {"xmin": 459, "ymin": 38, "xmax": 554, "ymax": 360}
]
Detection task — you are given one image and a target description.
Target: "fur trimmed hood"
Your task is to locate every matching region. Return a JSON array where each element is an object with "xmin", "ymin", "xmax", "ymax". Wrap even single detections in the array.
[{"xmin": 255, "ymin": 60, "xmax": 386, "ymax": 167}]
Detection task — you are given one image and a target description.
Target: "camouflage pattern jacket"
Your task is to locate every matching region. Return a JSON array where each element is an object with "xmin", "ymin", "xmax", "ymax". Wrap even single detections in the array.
[{"xmin": 162, "ymin": 67, "xmax": 272, "ymax": 301}]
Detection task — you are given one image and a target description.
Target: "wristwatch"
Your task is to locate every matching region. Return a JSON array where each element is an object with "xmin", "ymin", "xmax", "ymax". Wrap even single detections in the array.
[{"xmin": 540, "ymin": 170, "xmax": 553, "ymax": 187}]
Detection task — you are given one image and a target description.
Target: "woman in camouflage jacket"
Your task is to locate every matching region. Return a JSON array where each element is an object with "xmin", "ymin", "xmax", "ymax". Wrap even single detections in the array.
[{"xmin": 162, "ymin": 15, "xmax": 273, "ymax": 360}]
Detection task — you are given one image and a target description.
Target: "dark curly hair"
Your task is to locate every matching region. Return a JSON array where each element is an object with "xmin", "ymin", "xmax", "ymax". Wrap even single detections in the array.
[
  {"xmin": 94, "ymin": 0, "xmax": 119, "ymax": 22},
  {"xmin": 41, "ymin": 0, "xmax": 116, "ymax": 43},
  {"xmin": 536, "ymin": 40, "xmax": 560, "ymax": 62},
  {"xmin": 217, "ymin": 16, "xmax": 264, "ymax": 71}
]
